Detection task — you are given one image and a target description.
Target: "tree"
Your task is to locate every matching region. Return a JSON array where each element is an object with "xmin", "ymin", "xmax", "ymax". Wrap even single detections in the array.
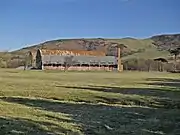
[
  {"xmin": 64, "ymin": 56, "xmax": 75, "ymax": 71},
  {"xmin": 115, "ymin": 43, "xmax": 127, "ymax": 51},
  {"xmin": 24, "ymin": 53, "xmax": 32, "ymax": 70},
  {"xmin": 169, "ymin": 48, "xmax": 180, "ymax": 62},
  {"xmin": 117, "ymin": 43, "xmax": 127, "ymax": 49},
  {"xmin": 169, "ymin": 48, "xmax": 180, "ymax": 71},
  {"xmin": 145, "ymin": 59, "xmax": 153, "ymax": 72}
]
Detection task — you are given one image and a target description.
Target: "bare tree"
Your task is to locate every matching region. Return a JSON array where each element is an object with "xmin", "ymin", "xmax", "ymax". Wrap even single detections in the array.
[
  {"xmin": 64, "ymin": 56, "xmax": 75, "ymax": 71},
  {"xmin": 145, "ymin": 59, "xmax": 152, "ymax": 72}
]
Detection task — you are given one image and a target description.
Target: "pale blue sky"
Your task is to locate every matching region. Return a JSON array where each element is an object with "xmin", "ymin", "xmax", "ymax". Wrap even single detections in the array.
[{"xmin": 0, "ymin": 0, "xmax": 180, "ymax": 50}]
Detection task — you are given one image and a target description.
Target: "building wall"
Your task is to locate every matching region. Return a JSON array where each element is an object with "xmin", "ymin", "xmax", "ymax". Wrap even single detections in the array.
[
  {"xmin": 43, "ymin": 65, "xmax": 116, "ymax": 71},
  {"xmin": 34, "ymin": 49, "xmax": 123, "ymax": 71}
]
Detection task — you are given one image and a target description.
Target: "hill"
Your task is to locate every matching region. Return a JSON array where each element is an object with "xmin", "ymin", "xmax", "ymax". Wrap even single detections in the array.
[
  {"xmin": 15, "ymin": 34, "xmax": 180, "ymax": 59},
  {"xmin": 151, "ymin": 34, "xmax": 180, "ymax": 50},
  {"xmin": 1, "ymin": 34, "xmax": 180, "ymax": 68}
]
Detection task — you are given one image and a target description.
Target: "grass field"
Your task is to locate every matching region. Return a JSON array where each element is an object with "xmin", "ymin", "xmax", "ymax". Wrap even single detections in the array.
[{"xmin": 0, "ymin": 69, "xmax": 180, "ymax": 135}]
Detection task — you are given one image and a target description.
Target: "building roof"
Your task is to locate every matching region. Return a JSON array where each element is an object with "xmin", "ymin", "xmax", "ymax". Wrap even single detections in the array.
[
  {"xmin": 154, "ymin": 58, "xmax": 168, "ymax": 63},
  {"xmin": 42, "ymin": 55, "xmax": 117, "ymax": 65},
  {"xmin": 40, "ymin": 49, "xmax": 106, "ymax": 56},
  {"xmin": 26, "ymin": 51, "xmax": 36, "ymax": 58}
]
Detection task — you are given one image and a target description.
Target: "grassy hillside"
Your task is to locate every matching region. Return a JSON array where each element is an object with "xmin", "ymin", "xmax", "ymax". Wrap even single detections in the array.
[
  {"xmin": 108, "ymin": 38, "xmax": 170, "ymax": 60},
  {"xmin": 1, "ymin": 34, "xmax": 180, "ymax": 68},
  {"xmin": 0, "ymin": 69, "xmax": 180, "ymax": 134},
  {"xmin": 14, "ymin": 37, "xmax": 172, "ymax": 60},
  {"xmin": 15, "ymin": 34, "xmax": 179, "ymax": 59}
]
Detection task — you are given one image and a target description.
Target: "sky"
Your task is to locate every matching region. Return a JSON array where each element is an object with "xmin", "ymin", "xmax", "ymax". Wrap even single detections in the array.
[{"xmin": 0, "ymin": 0, "xmax": 180, "ymax": 51}]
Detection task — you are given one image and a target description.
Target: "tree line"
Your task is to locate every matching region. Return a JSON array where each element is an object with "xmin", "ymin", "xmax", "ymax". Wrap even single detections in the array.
[
  {"xmin": 123, "ymin": 58, "xmax": 180, "ymax": 72},
  {"xmin": 123, "ymin": 47, "xmax": 180, "ymax": 72}
]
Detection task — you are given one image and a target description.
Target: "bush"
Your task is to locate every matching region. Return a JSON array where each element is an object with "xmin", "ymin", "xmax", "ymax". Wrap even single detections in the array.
[
  {"xmin": 0, "ymin": 60, "xmax": 7, "ymax": 68},
  {"xmin": 6, "ymin": 59, "xmax": 25, "ymax": 68}
]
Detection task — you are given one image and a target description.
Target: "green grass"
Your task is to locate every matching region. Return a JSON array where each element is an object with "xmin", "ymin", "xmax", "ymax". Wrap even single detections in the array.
[
  {"xmin": 109, "ymin": 38, "xmax": 170, "ymax": 60},
  {"xmin": 0, "ymin": 69, "xmax": 180, "ymax": 135}
]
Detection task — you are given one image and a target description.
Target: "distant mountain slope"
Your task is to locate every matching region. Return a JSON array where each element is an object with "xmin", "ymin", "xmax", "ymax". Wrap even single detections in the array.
[
  {"xmin": 151, "ymin": 34, "xmax": 180, "ymax": 50},
  {"xmin": 12, "ymin": 33, "xmax": 180, "ymax": 61}
]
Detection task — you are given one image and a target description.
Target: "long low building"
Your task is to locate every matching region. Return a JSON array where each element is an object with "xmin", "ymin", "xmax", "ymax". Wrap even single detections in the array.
[
  {"xmin": 27, "ymin": 49, "xmax": 123, "ymax": 71},
  {"xmin": 42, "ymin": 55, "xmax": 117, "ymax": 71}
]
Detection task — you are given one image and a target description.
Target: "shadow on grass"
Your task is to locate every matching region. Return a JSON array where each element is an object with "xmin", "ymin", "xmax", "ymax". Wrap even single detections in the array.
[
  {"xmin": 56, "ymin": 84, "xmax": 180, "ymax": 109},
  {"xmin": 1, "ymin": 78, "xmax": 180, "ymax": 134},
  {"xmin": 0, "ymin": 116, "xmax": 76, "ymax": 135},
  {"xmin": 56, "ymin": 77, "xmax": 180, "ymax": 97},
  {"xmin": 146, "ymin": 78, "xmax": 180, "ymax": 88},
  {"xmin": 1, "ymin": 97, "xmax": 180, "ymax": 135},
  {"xmin": 57, "ymin": 85, "xmax": 179, "ymax": 97}
]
